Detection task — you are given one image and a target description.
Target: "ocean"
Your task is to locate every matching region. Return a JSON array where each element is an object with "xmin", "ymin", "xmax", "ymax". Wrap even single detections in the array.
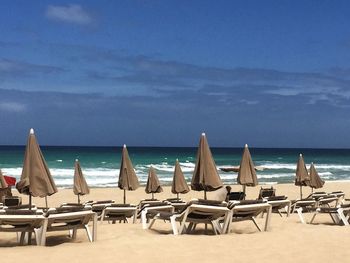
[{"xmin": 1, "ymin": 146, "xmax": 350, "ymax": 188}]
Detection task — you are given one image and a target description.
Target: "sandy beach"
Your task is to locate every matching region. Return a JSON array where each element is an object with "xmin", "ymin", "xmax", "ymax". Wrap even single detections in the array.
[{"xmin": 1, "ymin": 182, "xmax": 349, "ymax": 263}]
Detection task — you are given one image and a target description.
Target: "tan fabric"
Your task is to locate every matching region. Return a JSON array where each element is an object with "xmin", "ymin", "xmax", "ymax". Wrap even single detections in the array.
[
  {"xmin": 118, "ymin": 146, "xmax": 140, "ymax": 191},
  {"xmin": 145, "ymin": 166, "xmax": 163, "ymax": 194},
  {"xmin": 0, "ymin": 170, "xmax": 8, "ymax": 189},
  {"xmin": 171, "ymin": 160, "xmax": 190, "ymax": 194},
  {"xmin": 16, "ymin": 130, "xmax": 58, "ymax": 197},
  {"xmin": 237, "ymin": 145, "xmax": 258, "ymax": 187},
  {"xmin": 73, "ymin": 160, "xmax": 90, "ymax": 195},
  {"xmin": 191, "ymin": 134, "xmax": 223, "ymax": 191},
  {"xmin": 295, "ymin": 154, "xmax": 310, "ymax": 186},
  {"xmin": 309, "ymin": 163, "xmax": 325, "ymax": 189}
]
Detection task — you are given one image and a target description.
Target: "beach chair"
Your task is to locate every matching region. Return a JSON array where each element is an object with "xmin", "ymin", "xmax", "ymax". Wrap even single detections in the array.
[
  {"xmin": 224, "ymin": 200, "xmax": 272, "ymax": 233},
  {"xmin": 264, "ymin": 196, "xmax": 291, "ymax": 217},
  {"xmin": 0, "ymin": 209, "xmax": 47, "ymax": 246},
  {"xmin": 89, "ymin": 200, "xmax": 115, "ymax": 220},
  {"xmin": 310, "ymin": 203, "xmax": 350, "ymax": 226},
  {"xmin": 291, "ymin": 199, "xmax": 317, "ymax": 224},
  {"xmin": 257, "ymin": 187, "xmax": 290, "ymax": 217},
  {"xmin": 306, "ymin": 192, "xmax": 328, "ymax": 200},
  {"xmin": 147, "ymin": 200, "xmax": 231, "ymax": 235},
  {"xmin": 40, "ymin": 207, "xmax": 97, "ymax": 246},
  {"xmin": 258, "ymin": 187, "xmax": 276, "ymax": 199},
  {"xmin": 100, "ymin": 204, "xmax": 138, "ymax": 224},
  {"xmin": 140, "ymin": 201, "xmax": 175, "ymax": 229}
]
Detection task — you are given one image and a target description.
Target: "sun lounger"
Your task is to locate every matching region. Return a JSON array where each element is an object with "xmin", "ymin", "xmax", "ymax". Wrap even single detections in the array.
[
  {"xmin": 225, "ymin": 200, "xmax": 272, "ymax": 233},
  {"xmin": 0, "ymin": 209, "xmax": 46, "ymax": 246},
  {"xmin": 310, "ymin": 203, "xmax": 350, "ymax": 226},
  {"xmin": 291, "ymin": 199, "xmax": 317, "ymax": 224},
  {"xmin": 147, "ymin": 200, "xmax": 231, "ymax": 235},
  {"xmin": 264, "ymin": 196, "xmax": 291, "ymax": 217},
  {"xmin": 40, "ymin": 207, "xmax": 97, "ymax": 246},
  {"xmin": 100, "ymin": 204, "xmax": 138, "ymax": 224},
  {"xmin": 258, "ymin": 187, "xmax": 276, "ymax": 199},
  {"xmin": 140, "ymin": 201, "xmax": 175, "ymax": 229},
  {"xmin": 89, "ymin": 200, "xmax": 115, "ymax": 219}
]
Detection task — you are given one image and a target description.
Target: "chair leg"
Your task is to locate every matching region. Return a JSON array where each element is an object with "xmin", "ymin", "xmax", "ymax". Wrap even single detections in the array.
[
  {"xmin": 141, "ymin": 210, "xmax": 148, "ymax": 229},
  {"xmin": 85, "ymin": 225, "xmax": 93, "ymax": 242},
  {"xmin": 19, "ymin": 232, "xmax": 26, "ymax": 245},
  {"xmin": 310, "ymin": 212, "xmax": 317, "ymax": 224},
  {"xmin": 40, "ymin": 219, "xmax": 48, "ymax": 246},
  {"xmin": 170, "ymin": 216, "xmax": 179, "ymax": 235},
  {"xmin": 251, "ymin": 217, "xmax": 262, "ymax": 232},
  {"xmin": 296, "ymin": 207, "xmax": 305, "ymax": 224},
  {"xmin": 72, "ymin": 228, "xmax": 77, "ymax": 240},
  {"xmin": 92, "ymin": 213, "xmax": 97, "ymax": 241},
  {"xmin": 148, "ymin": 218, "xmax": 156, "ymax": 229},
  {"xmin": 338, "ymin": 208, "xmax": 350, "ymax": 226}
]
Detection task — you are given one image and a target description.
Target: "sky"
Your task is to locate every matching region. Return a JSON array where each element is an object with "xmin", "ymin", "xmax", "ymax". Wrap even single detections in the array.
[{"xmin": 1, "ymin": 0, "xmax": 350, "ymax": 148}]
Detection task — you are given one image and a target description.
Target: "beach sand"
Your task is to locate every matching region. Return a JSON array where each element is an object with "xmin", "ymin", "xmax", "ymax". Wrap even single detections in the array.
[{"xmin": 1, "ymin": 182, "xmax": 350, "ymax": 263}]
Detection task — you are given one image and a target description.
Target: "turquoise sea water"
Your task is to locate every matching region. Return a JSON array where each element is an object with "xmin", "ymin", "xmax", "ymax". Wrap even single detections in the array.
[{"xmin": 0, "ymin": 146, "xmax": 350, "ymax": 187}]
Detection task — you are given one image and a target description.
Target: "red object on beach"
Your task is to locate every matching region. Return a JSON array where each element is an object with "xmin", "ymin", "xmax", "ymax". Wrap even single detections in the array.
[{"xmin": 4, "ymin": 176, "xmax": 16, "ymax": 186}]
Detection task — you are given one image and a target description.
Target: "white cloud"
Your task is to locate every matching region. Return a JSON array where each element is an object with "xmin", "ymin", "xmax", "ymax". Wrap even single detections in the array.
[
  {"xmin": 0, "ymin": 102, "xmax": 26, "ymax": 113},
  {"xmin": 46, "ymin": 4, "xmax": 93, "ymax": 25}
]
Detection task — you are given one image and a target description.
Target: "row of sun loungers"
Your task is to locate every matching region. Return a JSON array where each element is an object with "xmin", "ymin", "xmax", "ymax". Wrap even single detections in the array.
[{"xmin": 0, "ymin": 188, "xmax": 349, "ymax": 246}]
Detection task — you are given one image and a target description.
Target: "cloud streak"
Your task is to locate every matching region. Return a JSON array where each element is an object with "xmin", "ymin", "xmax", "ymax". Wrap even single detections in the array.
[
  {"xmin": 0, "ymin": 58, "xmax": 64, "ymax": 79},
  {"xmin": 46, "ymin": 4, "xmax": 93, "ymax": 25}
]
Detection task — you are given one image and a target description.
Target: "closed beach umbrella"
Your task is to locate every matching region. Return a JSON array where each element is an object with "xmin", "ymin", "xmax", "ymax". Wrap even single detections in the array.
[
  {"xmin": 118, "ymin": 144, "xmax": 140, "ymax": 204},
  {"xmin": 309, "ymin": 162, "xmax": 325, "ymax": 192},
  {"xmin": 16, "ymin": 128, "xmax": 58, "ymax": 209},
  {"xmin": 0, "ymin": 170, "xmax": 8, "ymax": 189},
  {"xmin": 145, "ymin": 166, "xmax": 163, "ymax": 200},
  {"xmin": 171, "ymin": 159, "xmax": 190, "ymax": 200},
  {"xmin": 73, "ymin": 159, "xmax": 90, "ymax": 204},
  {"xmin": 237, "ymin": 144, "xmax": 258, "ymax": 198},
  {"xmin": 191, "ymin": 133, "xmax": 223, "ymax": 199},
  {"xmin": 295, "ymin": 154, "xmax": 310, "ymax": 199}
]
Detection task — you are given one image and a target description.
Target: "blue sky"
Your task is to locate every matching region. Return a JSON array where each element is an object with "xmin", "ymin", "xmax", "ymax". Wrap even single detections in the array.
[{"xmin": 1, "ymin": 0, "xmax": 350, "ymax": 147}]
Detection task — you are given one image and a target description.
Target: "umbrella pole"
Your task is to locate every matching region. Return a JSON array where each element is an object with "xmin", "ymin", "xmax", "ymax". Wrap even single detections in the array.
[
  {"xmin": 78, "ymin": 194, "xmax": 80, "ymax": 204},
  {"xmin": 123, "ymin": 189, "xmax": 126, "ymax": 204},
  {"xmin": 204, "ymin": 189, "xmax": 207, "ymax": 200},
  {"xmin": 45, "ymin": 196, "xmax": 48, "ymax": 210},
  {"xmin": 152, "ymin": 193, "xmax": 154, "ymax": 200},
  {"xmin": 243, "ymin": 185, "xmax": 246, "ymax": 200},
  {"xmin": 29, "ymin": 194, "xmax": 32, "ymax": 210},
  {"xmin": 28, "ymin": 194, "xmax": 32, "ymax": 245},
  {"xmin": 300, "ymin": 186, "xmax": 303, "ymax": 199},
  {"xmin": 177, "ymin": 193, "xmax": 179, "ymax": 201}
]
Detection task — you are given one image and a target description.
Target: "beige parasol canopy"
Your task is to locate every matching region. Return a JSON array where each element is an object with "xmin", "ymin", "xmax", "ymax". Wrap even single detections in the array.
[
  {"xmin": 237, "ymin": 144, "xmax": 258, "ymax": 188},
  {"xmin": 171, "ymin": 159, "xmax": 190, "ymax": 199},
  {"xmin": 295, "ymin": 154, "xmax": 310, "ymax": 199},
  {"xmin": 16, "ymin": 129, "xmax": 57, "ymax": 201},
  {"xmin": 308, "ymin": 162, "xmax": 325, "ymax": 190},
  {"xmin": 73, "ymin": 159, "xmax": 90, "ymax": 203},
  {"xmin": 118, "ymin": 144, "xmax": 140, "ymax": 204},
  {"xmin": 191, "ymin": 133, "xmax": 223, "ymax": 199},
  {"xmin": 145, "ymin": 166, "xmax": 163, "ymax": 200}
]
